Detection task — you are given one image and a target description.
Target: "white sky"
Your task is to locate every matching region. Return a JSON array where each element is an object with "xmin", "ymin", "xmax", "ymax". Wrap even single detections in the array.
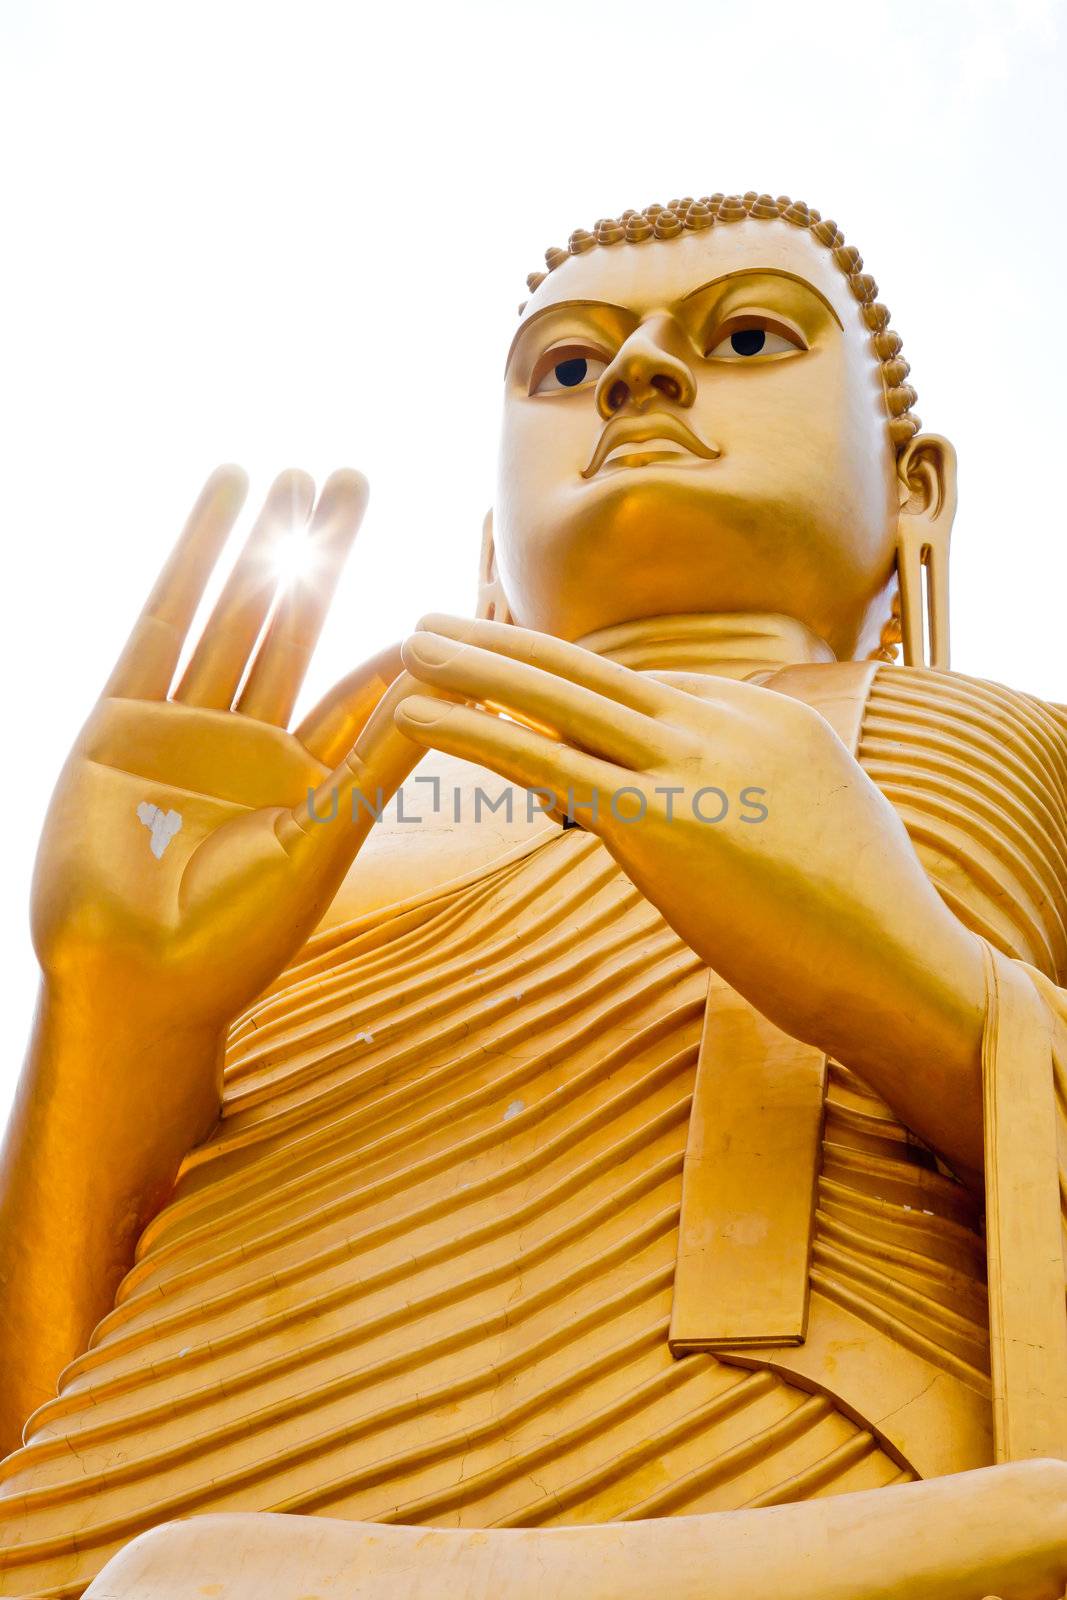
[{"xmin": 1, "ymin": 0, "xmax": 1065, "ymax": 1125}]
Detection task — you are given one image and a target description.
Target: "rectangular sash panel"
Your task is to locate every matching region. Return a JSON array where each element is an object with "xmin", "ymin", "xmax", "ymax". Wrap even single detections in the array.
[
  {"xmin": 669, "ymin": 984, "xmax": 826, "ymax": 1351},
  {"xmin": 982, "ymin": 942, "xmax": 1067, "ymax": 1462}
]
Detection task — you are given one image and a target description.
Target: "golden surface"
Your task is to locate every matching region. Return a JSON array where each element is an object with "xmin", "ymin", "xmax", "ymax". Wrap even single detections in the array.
[{"xmin": 4, "ymin": 199, "xmax": 1067, "ymax": 1599}]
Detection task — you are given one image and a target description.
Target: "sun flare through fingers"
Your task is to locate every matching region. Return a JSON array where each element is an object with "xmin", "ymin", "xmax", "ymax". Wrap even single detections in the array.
[{"xmin": 271, "ymin": 527, "xmax": 318, "ymax": 586}]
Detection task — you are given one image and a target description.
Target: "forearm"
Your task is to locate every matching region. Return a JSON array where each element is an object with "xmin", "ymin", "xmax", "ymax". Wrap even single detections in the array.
[
  {"xmin": 88, "ymin": 1462, "xmax": 1067, "ymax": 1600},
  {"xmin": 0, "ymin": 979, "xmax": 223, "ymax": 1455},
  {"xmin": 798, "ymin": 874, "xmax": 987, "ymax": 1183}
]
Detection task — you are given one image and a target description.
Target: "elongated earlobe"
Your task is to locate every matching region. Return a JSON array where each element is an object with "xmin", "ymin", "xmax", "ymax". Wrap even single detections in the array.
[
  {"xmin": 475, "ymin": 509, "xmax": 515, "ymax": 623},
  {"xmin": 894, "ymin": 434, "xmax": 956, "ymax": 670}
]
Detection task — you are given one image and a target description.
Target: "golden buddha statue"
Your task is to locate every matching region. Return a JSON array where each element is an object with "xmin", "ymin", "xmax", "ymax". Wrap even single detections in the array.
[{"xmin": 3, "ymin": 189, "xmax": 1067, "ymax": 1600}]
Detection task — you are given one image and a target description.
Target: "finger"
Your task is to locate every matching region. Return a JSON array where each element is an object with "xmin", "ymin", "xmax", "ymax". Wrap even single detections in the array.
[
  {"xmin": 392, "ymin": 692, "xmax": 627, "ymax": 823},
  {"xmin": 173, "ymin": 468, "xmax": 315, "ymax": 708},
  {"xmin": 102, "ymin": 465, "xmax": 248, "ymax": 700},
  {"xmin": 294, "ymin": 641, "xmax": 404, "ymax": 766},
  {"xmin": 237, "ymin": 468, "xmax": 369, "ymax": 726},
  {"xmin": 401, "ymin": 630, "xmax": 656, "ymax": 769},
  {"xmin": 416, "ymin": 612, "xmax": 686, "ymax": 716},
  {"xmin": 276, "ymin": 671, "xmax": 450, "ymax": 884}
]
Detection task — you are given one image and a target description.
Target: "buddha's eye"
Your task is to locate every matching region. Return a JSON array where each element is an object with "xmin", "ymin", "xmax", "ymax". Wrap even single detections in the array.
[
  {"xmin": 531, "ymin": 351, "xmax": 608, "ymax": 395},
  {"xmin": 705, "ymin": 324, "xmax": 805, "ymax": 361}
]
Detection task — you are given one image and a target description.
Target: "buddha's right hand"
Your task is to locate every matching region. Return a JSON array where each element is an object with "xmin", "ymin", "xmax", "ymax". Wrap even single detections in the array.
[{"xmin": 30, "ymin": 465, "xmax": 430, "ymax": 1046}]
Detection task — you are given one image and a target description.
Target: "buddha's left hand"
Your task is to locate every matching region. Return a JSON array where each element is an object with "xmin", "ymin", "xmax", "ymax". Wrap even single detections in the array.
[{"xmin": 395, "ymin": 614, "xmax": 987, "ymax": 1178}]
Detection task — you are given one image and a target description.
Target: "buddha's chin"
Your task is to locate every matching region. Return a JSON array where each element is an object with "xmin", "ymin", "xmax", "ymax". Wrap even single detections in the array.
[
  {"xmin": 499, "ymin": 468, "xmax": 891, "ymax": 646},
  {"xmin": 506, "ymin": 538, "xmax": 810, "ymax": 642},
  {"xmin": 502, "ymin": 498, "xmax": 790, "ymax": 637}
]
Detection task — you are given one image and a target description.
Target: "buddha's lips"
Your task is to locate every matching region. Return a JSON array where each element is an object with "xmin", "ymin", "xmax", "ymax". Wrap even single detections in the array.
[{"xmin": 582, "ymin": 412, "xmax": 721, "ymax": 479}]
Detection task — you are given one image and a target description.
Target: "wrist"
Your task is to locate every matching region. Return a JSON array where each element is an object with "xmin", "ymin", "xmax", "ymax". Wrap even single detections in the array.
[
  {"xmin": 820, "ymin": 916, "xmax": 987, "ymax": 1179},
  {"xmin": 0, "ymin": 983, "xmax": 226, "ymax": 1451},
  {"xmin": 29, "ymin": 977, "xmax": 226, "ymax": 1151}
]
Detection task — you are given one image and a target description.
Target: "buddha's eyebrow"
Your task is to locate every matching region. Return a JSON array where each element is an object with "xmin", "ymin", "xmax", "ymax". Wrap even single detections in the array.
[
  {"xmin": 505, "ymin": 299, "xmax": 631, "ymax": 373},
  {"xmin": 679, "ymin": 267, "xmax": 844, "ymax": 328},
  {"xmin": 505, "ymin": 270, "xmax": 843, "ymax": 374}
]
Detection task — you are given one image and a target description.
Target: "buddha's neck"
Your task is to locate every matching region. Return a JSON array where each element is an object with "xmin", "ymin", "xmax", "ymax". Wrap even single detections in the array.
[{"xmin": 577, "ymin": 612, "xmax": 836, "ymax": 680}]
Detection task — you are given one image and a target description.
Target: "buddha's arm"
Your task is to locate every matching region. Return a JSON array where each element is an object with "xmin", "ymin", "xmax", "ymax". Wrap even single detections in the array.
[
  {"xmin": 87, "ymin": 1462, "xmax": 1067, "ymax": 1600},
  {"xmin": 395, "ymin": 615, "xmax": 988, "ymax": 1180},
  {"xmin": 0, "ymin": 468, "xmax": 429, "ymax": 1455},
  {"xmin": 0, "ymin": 989, "xmax": 225, "ymax": 1452}
]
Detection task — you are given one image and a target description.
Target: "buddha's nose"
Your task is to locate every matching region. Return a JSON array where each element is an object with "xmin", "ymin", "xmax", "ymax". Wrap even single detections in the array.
[{"xmin": 595, "ymin": 315, "xmax": 697, "ymax": 420}]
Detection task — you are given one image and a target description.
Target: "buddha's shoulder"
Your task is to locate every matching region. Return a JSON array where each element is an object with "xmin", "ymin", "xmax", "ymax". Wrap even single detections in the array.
[
  {"xmin": 867, "ymin": 660, "xmax": 1067, "ymax": 744},
  {"xmin": 772, "ymin": 660, "xmax": 1067, "ymax": 812},
  {"xmin": 772, "ymin": 657, "xmax": 1067, "ymax": 745}
]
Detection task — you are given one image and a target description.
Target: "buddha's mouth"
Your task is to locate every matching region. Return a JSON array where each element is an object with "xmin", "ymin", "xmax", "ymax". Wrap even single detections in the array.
[
  {"xmin": 582, "ymin": 411, "xmax": 721, "ymax": 479},
  {"xmin": 598, "ymin": 444, "xmax": 705, "ymax": 473}
]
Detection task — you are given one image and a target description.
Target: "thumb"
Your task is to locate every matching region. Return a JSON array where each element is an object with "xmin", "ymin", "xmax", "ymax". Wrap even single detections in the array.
[
  {"xmin": 294, "ymin": 641, "xmax": 405, "ymax": 766},
  {"xmin": 275, "ymin": 672, "xmax": 454, "ymax": 884}
]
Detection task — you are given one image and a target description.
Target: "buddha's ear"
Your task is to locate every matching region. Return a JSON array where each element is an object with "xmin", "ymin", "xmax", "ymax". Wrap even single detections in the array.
[
  {"xmin": 894, "ymin": 433, "xmax": 957, "ymax": 670},
  {"xmin": 475, "ymin": 509, "xmax": 515, "ymax": 623}
]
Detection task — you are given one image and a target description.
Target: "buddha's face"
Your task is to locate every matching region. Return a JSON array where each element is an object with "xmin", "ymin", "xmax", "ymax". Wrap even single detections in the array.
[{"xmin": 495, "ymin": 219, "xmax": 904, "ymax": 659}]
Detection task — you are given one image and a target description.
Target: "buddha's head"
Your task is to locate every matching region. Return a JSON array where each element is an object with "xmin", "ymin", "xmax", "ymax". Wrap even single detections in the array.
[{"xmin": 490, "ymin": 193, "xmax": 954, "ymax": 665}]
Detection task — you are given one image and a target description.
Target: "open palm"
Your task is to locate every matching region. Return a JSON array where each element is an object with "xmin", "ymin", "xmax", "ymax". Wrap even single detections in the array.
[{"xmin": 32, "ymin": 466, "xmax": 419, "ymax": 1032}]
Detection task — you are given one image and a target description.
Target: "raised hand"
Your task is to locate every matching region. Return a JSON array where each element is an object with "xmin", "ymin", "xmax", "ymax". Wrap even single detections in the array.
[
  {"xmin": 32, "ymin": 465, "xmax": 422, "ymax": 1035},
  {"xmin": 395, "ymin": 614, "xmax": 987, "ymax": 1177},
  {"xmin": 4, "ymin": 466, "xmax": 439, "ymax": 1440}
]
